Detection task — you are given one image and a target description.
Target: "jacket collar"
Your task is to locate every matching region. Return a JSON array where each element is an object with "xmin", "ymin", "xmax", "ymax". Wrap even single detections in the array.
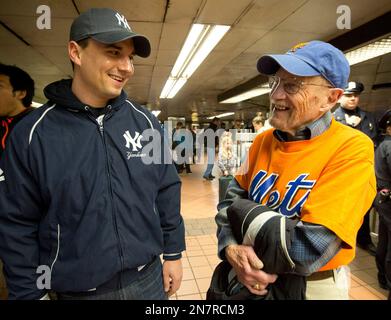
[{"xmin": 44, "ymin": 79, "xmax": 128, "ymax": 112}]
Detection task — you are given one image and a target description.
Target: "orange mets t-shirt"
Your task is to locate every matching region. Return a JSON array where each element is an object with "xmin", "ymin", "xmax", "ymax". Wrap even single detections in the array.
[{"xmin": 235, "ymin": 119, "xmax": 376, "ymax": 270}]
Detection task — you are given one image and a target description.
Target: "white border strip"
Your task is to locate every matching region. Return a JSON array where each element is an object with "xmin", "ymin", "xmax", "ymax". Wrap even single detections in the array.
[
  {"xmin": 50, "ymin": 224, "xmax": 61, "ymax": 272},
  {"xmin": 242, "ymin": 211, "xmax": 280, "ymax": 246},
  {"xmin": 241, "ymin": 204, "xmax": 263, "ymax": 236},
  {"xmin": 280, "ymin": 217, "xmax": 295, "ymax": 269},
  {"xmin": 126, "ymin": 100, "xmax": 154, "ymax": 130},
  {"xmin": 29, "ymin": 104, "xmax": 56, "ymax": 144}
]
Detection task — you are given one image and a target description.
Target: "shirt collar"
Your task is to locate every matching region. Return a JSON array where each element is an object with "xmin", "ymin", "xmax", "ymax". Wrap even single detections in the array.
[{"xmin": 273, "ymin": 111, "xmax": 332, "ymax": 142}]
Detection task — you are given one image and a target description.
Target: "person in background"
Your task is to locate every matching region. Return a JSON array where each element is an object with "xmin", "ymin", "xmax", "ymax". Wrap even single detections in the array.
[
  {"xmin": 252, "ymin": 115, "xmax": 266, "ymax": 134},
  {"xmin": 203, "ymin": 117, "xmax": 220, "ymax": 180},
  {"xmin": 0, "ymin": 8, "xmax": 185, "ymax": 300},
  {"xmin": 334, "ymin": 81, "xmax": 378, "ymax": 142},
  {"xmin": 216, "ymin": 41, "xmax": 376, "ymax": 299},
  {"xmin": 233, "ymin": 119, "xmax": 243, "ymax": 131},
  {"xmin": 173, "ymin": 122, "xmax": 192, "ymax": 174},
  {"xmin": 0, "ymin": 63, "xmax": 35, "ymax": 158},
  {"xmin": 334, "ymin": 81, "xmax": 378, "ymax": 255},
  {"xmin": 0, "ymin": 63, "xmax": 35, "ymax": 299},
  {"xmin": 172, "ymin": 121, "xmax": 184, "ymax": 173},
  {"xmin": 221, "ymin": 122, "xmax": 227, "ymax": 131},
  {"xmin": 218, "ymin": 131, "xmax": 237, "ymax": 177},
  {"xmin": 190, "ymin": 124, "xmax": 197, "ymax": 164},
  {"xmin": 373, "ymin": 109, "xmax": 391, "ymax": 300}
]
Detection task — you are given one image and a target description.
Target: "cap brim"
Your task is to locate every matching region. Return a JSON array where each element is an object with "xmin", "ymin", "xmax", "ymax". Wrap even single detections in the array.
[
  {"xmin": 343, "ymin": 90, "xmax": 361, "ymax": 94},
  {"xmin": 257, "ymin": 54, "xmax": 320, "ymax": 77},
  {"xmin": 91, "ymin": 32, "xmax": 151, "ymax": 58}
]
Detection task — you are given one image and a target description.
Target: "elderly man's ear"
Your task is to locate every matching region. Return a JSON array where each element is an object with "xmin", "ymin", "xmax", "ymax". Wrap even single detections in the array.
[{"xmin": 320, "ymin": 88, "xmax": 344, "ymax": 112}]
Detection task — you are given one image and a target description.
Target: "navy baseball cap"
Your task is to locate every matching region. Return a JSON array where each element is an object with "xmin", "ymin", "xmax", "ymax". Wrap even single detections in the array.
[
  {"xmin": 257, "ymin": 40, "xmax": 350, "ymax": 89},
  {"xmin": 70, "ymin": 8, "xmax": 151, "ymax": 58},
  {"xmin": 344, "ymin": 81, "xmax": 364, "ymax": 94}
]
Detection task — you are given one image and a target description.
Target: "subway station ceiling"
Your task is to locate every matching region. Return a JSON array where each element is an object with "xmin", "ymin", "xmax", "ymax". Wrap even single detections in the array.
[{"xmin": 1, "ymin": 0, "xmax": 391, "ymax": 123}]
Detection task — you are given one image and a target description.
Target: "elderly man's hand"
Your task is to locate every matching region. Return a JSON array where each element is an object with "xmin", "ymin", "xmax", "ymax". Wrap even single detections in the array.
[{"xmin": 225, "ymin": 244, "xmax": 278, "ymax": 296}]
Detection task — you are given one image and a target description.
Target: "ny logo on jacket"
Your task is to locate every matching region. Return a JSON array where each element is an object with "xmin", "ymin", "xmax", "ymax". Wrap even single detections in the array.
[{"xmin": 123, "ymin": 130, "xmax": 143, "ymax": 151}]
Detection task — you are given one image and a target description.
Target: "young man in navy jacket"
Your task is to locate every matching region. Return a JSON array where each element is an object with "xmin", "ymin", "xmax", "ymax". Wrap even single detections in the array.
[{"xmin": 0, "ymin": 8, "xmax": 185, "ymax": 300}]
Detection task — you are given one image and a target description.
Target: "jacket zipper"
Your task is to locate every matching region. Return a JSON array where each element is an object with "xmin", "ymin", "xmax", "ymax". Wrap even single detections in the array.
[
  {"xmin": 87, "ymin": 106, "xmax": 125, "ymax": 281},
  {"xmin": 96, "ymin": 115, "xmax": 105, "ymax": 136},
  {"xmin": 50, "ymin": 224, "xmax": 61, "ymax": 273},
  {"xmin": 280, "ymin": 217, "xmax": 295, "ymax": 271}
]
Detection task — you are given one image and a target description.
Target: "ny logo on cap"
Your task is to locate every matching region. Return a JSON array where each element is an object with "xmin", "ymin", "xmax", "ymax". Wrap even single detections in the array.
[
  {"xmin": 115, "ymin": 12, "xmax": 130, "ymax": 30},
  {"xmin": 289, "ymin": 42, "xmax": 308, "ymax": 52}
]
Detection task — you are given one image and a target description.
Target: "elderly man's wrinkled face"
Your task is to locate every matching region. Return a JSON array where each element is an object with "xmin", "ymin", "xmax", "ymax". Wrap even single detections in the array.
[{"xmin": 268, "ymin": 69, "xmax": 333, "ymax": 136}]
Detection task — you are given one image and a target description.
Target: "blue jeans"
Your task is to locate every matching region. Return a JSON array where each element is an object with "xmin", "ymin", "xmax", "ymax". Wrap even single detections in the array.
[
  {"xmin": 57, "ymin": 257, "xmax": 167, "ymax": 300},
  {"xmin": 203, "ymin": 148, "xmax": 215, "ymax": 178}
]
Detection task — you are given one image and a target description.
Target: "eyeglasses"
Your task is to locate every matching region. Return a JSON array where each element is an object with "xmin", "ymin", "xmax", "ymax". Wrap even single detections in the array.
[{"xmin": 268, "ymin": 75, "xmax": 333, "ymax": 95}]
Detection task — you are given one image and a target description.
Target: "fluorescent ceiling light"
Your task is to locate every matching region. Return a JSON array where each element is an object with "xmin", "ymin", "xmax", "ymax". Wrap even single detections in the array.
[
  {"xmin": 207, "ymin": 112, "xmax": 235, "ymax": 119},
  {"xmin": 160, "ymin": 23, "xmax": 230, "ymax": 99},
  {"xmin": 345, "ymin": 34, "xmax": 391, "ymax": 65},
  {"xmin": 167, "ymin": 78, "xmax": 187, "ymax": 99},
  {"xmin": 170, "ymin": 24, "xmax": 205, "ymax": 78},
  {"xmin": 160, "ymin": 78, "xmax": 176, "ymax": 99},
  {"xmin": 182, "ymin": 26, "xmax": 230, "ymax": 78},
  {"xmin": 220, "ymin": 85, "xmax": 271, "ymax": 104},
  {"xmin": 151, "ymin": 110, "xmax": 161, "ymax": 117}
]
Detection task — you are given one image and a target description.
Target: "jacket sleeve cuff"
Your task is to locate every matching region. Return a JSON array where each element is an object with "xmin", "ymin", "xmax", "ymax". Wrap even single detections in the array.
[
  {"xmin": 162, "ymin": 218, "xmax": 186, "ymax": 258},
  {"xmin": 163, "ymin": 252, "xmax": 182, "ymax": 260}
]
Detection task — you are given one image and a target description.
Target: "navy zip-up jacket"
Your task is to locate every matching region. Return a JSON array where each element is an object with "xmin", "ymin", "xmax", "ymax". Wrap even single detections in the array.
[{"xmin": 0, "ymin": 79, "xmax": 185, "ymax": 299}]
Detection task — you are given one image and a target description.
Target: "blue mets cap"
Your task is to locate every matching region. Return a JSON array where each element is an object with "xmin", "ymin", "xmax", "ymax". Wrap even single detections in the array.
[{"xmin": 257, "ymin": 40, "xmax": 350, "ymax": 89}]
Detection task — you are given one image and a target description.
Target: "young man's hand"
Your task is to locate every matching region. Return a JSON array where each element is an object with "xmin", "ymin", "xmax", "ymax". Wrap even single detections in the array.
[{"xmin": 162, "ymin": 259, "xmax": 183, "ymax": 297}]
